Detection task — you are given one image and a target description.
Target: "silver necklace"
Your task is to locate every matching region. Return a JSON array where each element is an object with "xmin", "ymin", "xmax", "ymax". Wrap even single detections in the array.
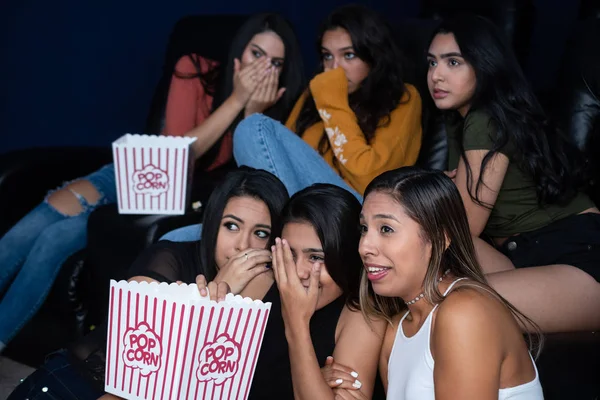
[{"xmin": 405, "ymin": 269, "xmax": 451, "ymax": 305}]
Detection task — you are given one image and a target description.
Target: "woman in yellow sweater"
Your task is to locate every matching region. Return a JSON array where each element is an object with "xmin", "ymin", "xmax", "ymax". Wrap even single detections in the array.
[{"xmin": 233, "ymin": 5, "xmax": 422, "ymax": 199}]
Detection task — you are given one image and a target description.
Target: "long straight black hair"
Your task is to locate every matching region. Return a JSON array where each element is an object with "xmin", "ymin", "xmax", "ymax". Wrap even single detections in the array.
[
  {"xmin": 294, "ymin": 5, "xmax": 408, "ymax": 154},
  {"xmin": 433, "ymin": 14, "xmax": 587, "ymax": 207},
  {"xmin": 198, "ymin": 167, "xmax": 289, "ymax": 281},
  {"xmin": 281, "ymin": 184, "xmax": 362, "ymax": 308},
  {"xmin": 179, "ymin": 13, "xmax": 306, "ymax": 168}
]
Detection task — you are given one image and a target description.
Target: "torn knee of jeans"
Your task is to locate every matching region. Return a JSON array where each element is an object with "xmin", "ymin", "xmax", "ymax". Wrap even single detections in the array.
[{"xmin": 45, "ymin": 188, "xmax": 92, "ymax": 216}]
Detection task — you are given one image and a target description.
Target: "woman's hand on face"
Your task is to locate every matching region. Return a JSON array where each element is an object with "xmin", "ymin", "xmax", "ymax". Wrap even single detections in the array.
[
  {"xmin": 232, "ymin": 57, "xmax": 271, "ymax": 108},
  {"xmin": 272, "ymin": 238, "xmax": 321, "ymax": 328},
  {"xmin": 310, "ymin": 67, "xmax": 348, "ymax": 96},
  {"xmin": 244, "ymin": 67, "xmax": 286, "ymax": 117},
  {"xmin": 322, "ymin": 356, "xmax": 362, "ymax": 390},
  {"xmin": 196, "ymin": 274, "xmax": 231, "ymax": 302},
  {"xmin": 214, "ymin": 248, "xmax": 272, "ymax": 295}
]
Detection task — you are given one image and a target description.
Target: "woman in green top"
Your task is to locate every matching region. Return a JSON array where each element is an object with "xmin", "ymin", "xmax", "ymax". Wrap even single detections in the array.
[{"xmin": 426, "ymin": 15, "xmax": 600, "ymax": 333}]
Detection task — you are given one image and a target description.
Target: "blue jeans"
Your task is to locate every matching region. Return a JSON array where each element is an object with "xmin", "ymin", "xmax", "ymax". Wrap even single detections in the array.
[
  {"xmin": 234, "ymin": 113, "xmax": 362, "ymax": 200},
  {"xmin": 0, "ymin": 163, "xmax": 117, "ymax": 349},
  {"xmin": 159, "ymin": 114, "xmax": 363, "ymax": 243},
  {"xmin": 160, "ymin": 223, "xmax": 203, "ymax": 242},
  {"xmin": 7, "ymin": 350, "xmax": 104, "ymax": 400}
]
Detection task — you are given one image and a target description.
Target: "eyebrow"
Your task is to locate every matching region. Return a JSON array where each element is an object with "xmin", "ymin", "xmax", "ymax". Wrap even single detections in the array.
[
  {"xmin": 375, "ymin": 213, "xmax": 400, "ymax": 222},
  {"xmin": 222, "ymin": 215, "xmax": 271, "ymax": 230},
  {"xmin": 321, "ymin": 45, "xmax": 354, "ymax": 52},
  {"xmin": 222, "ymin": 214, "xmax": 243, "ymax": 223},
  {"xmin": 251, "ymin": 43, "xmax": 284, "ymax": 61},
  {"xmin": 427, "ymin": 51, "xmax": 463, "ymax": 59},
  {"xmin": 359, "ymin": 213, "xmax": 400, "ymax": 222},
  {"xmin": 359, "ymin": 212, "xmax": 399, "ymax": 221},
  {"xmin": 302, "ymin": 248, "xmax": 324, "ymax": 253}
]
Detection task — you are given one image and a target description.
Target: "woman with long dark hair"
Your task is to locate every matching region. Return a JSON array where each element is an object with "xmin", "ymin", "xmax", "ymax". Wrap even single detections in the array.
[
  {"xmin": 0, "ymin": 13, "xmax": 305, "ymax": 353},
  {"xmin": 176, "ymin": 13, "xmax": 306, "ymax": 169},
  {"xmin": 427, "ymin": 14, "xmax": 600, "ymax": 332},
  {"xmin": 200, "ymin": 184, "xmax": 387, "ymax": 399},
  {"xmin": 233, "ymin": 4, "xmax": 422, "ymax": 200},
  {"xmin": 10, "ymin": 167, "xmax": 290, "ymax": 399}
]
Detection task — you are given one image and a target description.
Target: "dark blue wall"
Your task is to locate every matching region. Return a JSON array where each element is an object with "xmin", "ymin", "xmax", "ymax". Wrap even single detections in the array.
[
  {"xmin": 0, "ymin": 0, "xmax": 580, "ymax": 153},
  {"xmin": 0, "ymin": 0, "xmax": 418, "ymax": 153}
]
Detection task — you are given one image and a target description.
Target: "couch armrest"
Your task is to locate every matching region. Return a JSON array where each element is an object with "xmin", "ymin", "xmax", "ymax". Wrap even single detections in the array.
[{"xmin": 0, "ymin": 147, "xmax": 112, "ymax": 235}]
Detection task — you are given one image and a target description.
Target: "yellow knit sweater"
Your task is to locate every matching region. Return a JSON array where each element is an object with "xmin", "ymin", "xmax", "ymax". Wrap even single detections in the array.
[{"xmin": 285, "ymin": 67, "xmax": 422, "ymax": 195}]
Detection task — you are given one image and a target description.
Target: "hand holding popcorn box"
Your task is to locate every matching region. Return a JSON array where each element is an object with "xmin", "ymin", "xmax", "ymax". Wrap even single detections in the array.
[
  {"xmin": 105, "ymin": 280, "xmax": 271, "ymax": 400},
  {"xmin": 113, "ymin": 134, "xmax": 197, "ymax": 215}
]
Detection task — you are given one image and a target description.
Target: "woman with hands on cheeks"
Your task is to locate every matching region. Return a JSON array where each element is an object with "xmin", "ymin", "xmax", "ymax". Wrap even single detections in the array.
[
  {"xmin": 232, "ymin": 4, "xmax": 422, "ymax": 201},
  {"xmin": 159, "ymin": 12, "xmax": 305, "ymax": 242},
  {"xmin": 199, "ymin": 184, "xmax": 387, "ymax": 399},
  {"xmin": 180, "ymin": 13, "xmax": 305, "ymax": 165}
]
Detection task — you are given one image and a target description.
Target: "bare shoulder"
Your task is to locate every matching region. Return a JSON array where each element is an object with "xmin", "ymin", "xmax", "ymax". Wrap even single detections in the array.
[{"xmin": 435, "ymin": 284, "xmax": 509, "ymax": 338}]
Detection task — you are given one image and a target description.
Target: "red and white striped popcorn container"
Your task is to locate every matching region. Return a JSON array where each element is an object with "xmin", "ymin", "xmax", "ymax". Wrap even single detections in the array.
[
  {"xmin": 112, "ymin": 134, "xmax": 198, "ymax": 215},
  {"xmin": 105, "ymin": 280, "xmax": 272, "ymax": 400}
]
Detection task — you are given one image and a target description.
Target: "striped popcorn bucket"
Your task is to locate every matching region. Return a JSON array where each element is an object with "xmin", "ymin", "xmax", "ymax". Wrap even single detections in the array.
[
  {"xmin": 112, "ymin": 134, "xmax": 197, "ymax": 215},
  {"xmin": 105, "ymin": 280, "xmax": 272, "ymax": 400}
]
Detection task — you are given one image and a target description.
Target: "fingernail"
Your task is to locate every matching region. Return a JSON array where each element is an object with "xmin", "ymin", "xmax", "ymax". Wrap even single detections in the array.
[
  {"xmin": 335, "ymin": 379, "xmax": 343, "ymax": 385},
  {"xmin": 351, "ymin": 371, "xmax": 359, "ymax": 378},
  {"xmin": 352, "ymin": 380, "xmax": 362, "ymax": 389},
  {"xmin": 200, "ymin": 289, "xmax": 206, "ymax": 296}
]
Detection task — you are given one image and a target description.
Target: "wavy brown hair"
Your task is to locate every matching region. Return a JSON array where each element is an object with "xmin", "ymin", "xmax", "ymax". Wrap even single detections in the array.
[{"xmin": 294, "ymin": 5, "xmax": 408, "ymax": 159}]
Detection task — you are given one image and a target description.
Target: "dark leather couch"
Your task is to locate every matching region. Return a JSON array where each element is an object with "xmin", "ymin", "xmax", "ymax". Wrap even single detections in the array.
[{"xmin": 554, "ymin": 16, "xmax": 600, "ymax": 206}]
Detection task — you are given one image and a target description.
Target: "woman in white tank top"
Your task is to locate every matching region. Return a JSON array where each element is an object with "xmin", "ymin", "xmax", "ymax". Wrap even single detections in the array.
[{"xmin": 330, "ymin": 167, "xmax": 544, "ymax": 399}]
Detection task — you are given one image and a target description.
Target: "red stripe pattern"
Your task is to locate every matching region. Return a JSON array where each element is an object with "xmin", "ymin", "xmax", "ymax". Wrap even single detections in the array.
[
  {"xmin": 112, "ymin": 134, "xmax": 196, "ymax": 215},
  {"xmin": 105, "ymin": 281, "xmax": 271, "ymax": 400}
]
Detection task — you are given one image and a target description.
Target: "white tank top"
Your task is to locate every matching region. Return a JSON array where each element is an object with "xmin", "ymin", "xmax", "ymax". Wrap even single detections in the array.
[{"xmin": 386, "ymin": 278, "xmax": 544, "ymax": 400}]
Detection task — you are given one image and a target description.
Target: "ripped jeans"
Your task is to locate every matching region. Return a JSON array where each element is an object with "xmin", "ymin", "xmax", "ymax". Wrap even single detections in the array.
[{"xmin": 0, "ymin": 163, "xmax": 117, "ymax": 349}]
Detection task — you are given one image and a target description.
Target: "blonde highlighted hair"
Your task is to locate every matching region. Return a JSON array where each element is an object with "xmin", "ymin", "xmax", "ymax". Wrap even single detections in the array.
[{"xmin": 359, "ymin": 167, "xmax": 543, "ymax": 357}]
